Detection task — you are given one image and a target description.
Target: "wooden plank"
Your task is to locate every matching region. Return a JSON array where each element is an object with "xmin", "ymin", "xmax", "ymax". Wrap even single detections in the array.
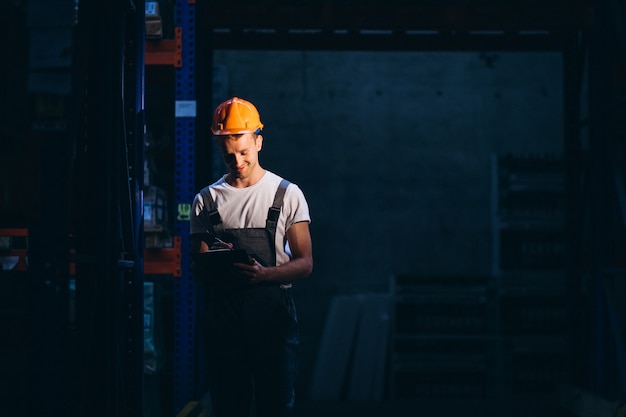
[
  {"xmin": 348, "ymin": 294, "xmax": 391, "ymax": 401},
  {"xmin": 310, "ymin": 295, "xmax": 362, "ymax": 400},
  {"xmin": 176, "ymin": 401, "xmax": 203, "ymax": 417},
  {"xmin": 559, "ymin": 384, "xmax": 619, "ymax": 417}
]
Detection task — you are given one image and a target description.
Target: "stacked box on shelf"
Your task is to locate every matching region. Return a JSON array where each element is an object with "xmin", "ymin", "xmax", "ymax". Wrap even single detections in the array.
[
  {"xmin": 492, "ymin": 153, "xmax": 570, "ymax": 398},
  {"xmin": 0, "ymin": 229, "xmax": 30, "ymax": 415},
  {"xmin": 499, "ymin": 228, "xmax": 566, "ymax": 270},
  {"xmin": 498, "ymin": 287, "xmax": 569, "ymax": 396},
  {"xmin": 0, "ymin": 229, "xmax": 28, "ymax": 272},
  {"xmin": 144, "ymin": 185, "xmax": 168, "ymax": 232},
  {"xmin": 394, "ymin": 294, "xmax": 491, "ymax": 336},
  {"xmin": 500, "ymin": 292, "xmax": 568, "ymax": 337},
  {"xmin": 506, "ymin": 341, "xmax": 567, "ymax": 395},
  {"xmin": 145, "ymin": 1, "xmax": 163, "ymax": 39},
  {"xmin": 494, "ymin": 153, "xmax": 567, "ymax": 276},
  {"xmin": 389, "ymin": 275, "xmax": 497, "ymax": 400},
  {"xmin": 144, "ymin": 185, "xmax": 173, "ymax": 248},
  {"xmin": 392, "ymin": 337, "xmax": 494, "ymax": 399}
]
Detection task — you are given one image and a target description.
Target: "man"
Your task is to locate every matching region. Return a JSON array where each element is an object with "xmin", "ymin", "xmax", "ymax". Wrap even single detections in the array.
[{"xmin": 190, "ymin": 97, "xmax": 313, "ymax": 417}]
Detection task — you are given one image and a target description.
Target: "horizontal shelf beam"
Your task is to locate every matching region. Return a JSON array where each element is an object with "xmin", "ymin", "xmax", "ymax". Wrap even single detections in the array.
[
  {"xmin": 145, "ymin": 27, "xmax": 182, "ymax": 67},
  {"xmin": 1, "ymin": 229, "xmax": 182, "ymax": 277},
  {"xmin": 207, "ymin": 4, "xmax": 594, "ymax": 31},
  {"xmin": 204, "ymin": 4, "xmax": 592, "ymax": 51},
  {"xmin": 210, "ymin": 29, "xmax": 577, "ymax": 52}
]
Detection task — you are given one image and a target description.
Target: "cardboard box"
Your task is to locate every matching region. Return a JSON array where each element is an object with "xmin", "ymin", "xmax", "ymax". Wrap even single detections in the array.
[
  {"xmin": 145, "ymin": 2, "xmax": 162, "ymax": 38},
  {"xmin": 145, "ymin": 2, "xmax": 160, "ymax": 20},
  {"xmin": 144, "ymin": 185, "xmax": 168, "ymax": 232},
  {"xmin": 146, "ymin": 19, "xmax": 162, "ymax": 38}
]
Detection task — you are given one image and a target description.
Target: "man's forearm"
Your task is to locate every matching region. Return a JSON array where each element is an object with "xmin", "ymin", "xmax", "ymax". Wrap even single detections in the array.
[{"xmin": 267, "ymin": 257, "xmax": 313, "ymax": 283}]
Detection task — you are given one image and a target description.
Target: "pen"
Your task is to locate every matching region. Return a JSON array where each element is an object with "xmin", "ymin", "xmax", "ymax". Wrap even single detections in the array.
[{"xmin": 214, "ymin": 237, "xmax": 232, "ymax": 249}]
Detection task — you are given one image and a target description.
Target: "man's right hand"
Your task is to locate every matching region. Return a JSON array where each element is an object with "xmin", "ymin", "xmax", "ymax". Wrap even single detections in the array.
[{"xmin": 210, "ymin": 237, "xmax": 233, "ymax": 250}]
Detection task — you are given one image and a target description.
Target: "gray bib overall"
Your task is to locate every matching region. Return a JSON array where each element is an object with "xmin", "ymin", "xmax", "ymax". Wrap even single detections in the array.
[{"xmin": 197, "ymin": 179, "xmax": 298, "ymax": 417}]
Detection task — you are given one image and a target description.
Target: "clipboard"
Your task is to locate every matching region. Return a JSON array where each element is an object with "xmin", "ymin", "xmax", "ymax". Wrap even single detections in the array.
[{"xmin": 191, "ymin": 249, "xmax": 251, "ymax": 284}]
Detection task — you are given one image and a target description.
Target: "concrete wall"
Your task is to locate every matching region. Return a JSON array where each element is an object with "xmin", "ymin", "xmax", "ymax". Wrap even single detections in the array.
[{"xmin": 208, "ymin": 50, "xmax": 564, "ymax": 395}]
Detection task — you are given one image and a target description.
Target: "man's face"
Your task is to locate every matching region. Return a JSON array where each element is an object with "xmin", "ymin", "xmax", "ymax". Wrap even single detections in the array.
[{"xmin": 218, "ymin": 133, "xmax": 263, "ymax": 180}]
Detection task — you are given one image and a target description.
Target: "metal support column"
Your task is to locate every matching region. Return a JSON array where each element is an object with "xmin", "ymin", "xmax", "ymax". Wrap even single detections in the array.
[
  {"xmin": 562, "ymin": 29, "xmax": 588, "ymax": 389},
  {"xmin": 73, "ymin": 1, "xmax": 146, "ymax": 416},
  {"xmin": 173, "ymin": 0, "xmax": 197, "ymax": 413},
  {"xmin": 587, "ymin": 0, "xmax": 626, "ymax": 401},
  {"xmin": 122, "ymin": 1, "xmax": 147, "ymax": 415}
]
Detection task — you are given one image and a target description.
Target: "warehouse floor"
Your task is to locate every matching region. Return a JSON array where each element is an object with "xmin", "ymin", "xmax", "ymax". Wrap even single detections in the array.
[{"xmin": 292, "ymin": 397, "xmax": 562, "ymax": 417}]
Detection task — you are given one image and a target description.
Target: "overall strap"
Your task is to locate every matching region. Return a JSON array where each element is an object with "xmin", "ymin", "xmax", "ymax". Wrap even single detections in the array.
[
  {"xmin": 199, "ymin": 186, "xmax": 224, "ymax": 236},
  {"xmin": 265, "ymin": 178, "xmax": 290, "ymax": 262},
  {"xmin": 266, "ymin": 179, "xmax": 290, "ymax": 235}
]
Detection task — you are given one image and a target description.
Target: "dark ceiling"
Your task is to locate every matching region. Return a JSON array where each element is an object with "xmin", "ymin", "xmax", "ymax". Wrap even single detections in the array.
[{"xmin": 202, "ymin": 1, "xmax": 595, "ymax": 51}]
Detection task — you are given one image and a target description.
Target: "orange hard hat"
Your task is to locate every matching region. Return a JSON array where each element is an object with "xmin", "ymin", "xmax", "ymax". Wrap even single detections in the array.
[{"xmin": 211, "ymin": 97, "xmax": 264, "ymax": 136}]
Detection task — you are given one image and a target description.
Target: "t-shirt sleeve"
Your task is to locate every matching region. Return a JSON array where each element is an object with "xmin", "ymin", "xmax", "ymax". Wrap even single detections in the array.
[
  {"xmin": 283, "ymin": 184, "xmax": 311, "ymax": 231},
  {"xmin": 189, "ymin": 192, "xmax": 207, "ymax": 235}
]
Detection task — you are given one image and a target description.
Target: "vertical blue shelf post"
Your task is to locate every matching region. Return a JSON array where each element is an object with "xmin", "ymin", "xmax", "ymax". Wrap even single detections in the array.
[{"xmin": 174, "ymin": 0, "xmax": 196, "ymax": 413}]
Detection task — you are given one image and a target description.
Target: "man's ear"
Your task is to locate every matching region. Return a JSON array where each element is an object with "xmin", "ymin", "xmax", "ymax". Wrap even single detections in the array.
[{"xmin": 256, "ymin": 134, "xmax": 263, "ymax": 151}]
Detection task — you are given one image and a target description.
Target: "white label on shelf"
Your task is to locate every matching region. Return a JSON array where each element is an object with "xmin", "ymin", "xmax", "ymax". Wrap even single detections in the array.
[
  {"xmin": 175, "ymin": 100, "xmax": 196, "ymax": 118},
  {"xmin": 145, "ymin": 2, "xmax": 159, "ymax": 16}
]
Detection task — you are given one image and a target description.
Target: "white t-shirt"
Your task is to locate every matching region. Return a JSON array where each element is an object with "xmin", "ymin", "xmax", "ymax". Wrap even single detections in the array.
[{"xmin": 190, "ymin": 171, "xmax": 311, "ymax": 266}]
